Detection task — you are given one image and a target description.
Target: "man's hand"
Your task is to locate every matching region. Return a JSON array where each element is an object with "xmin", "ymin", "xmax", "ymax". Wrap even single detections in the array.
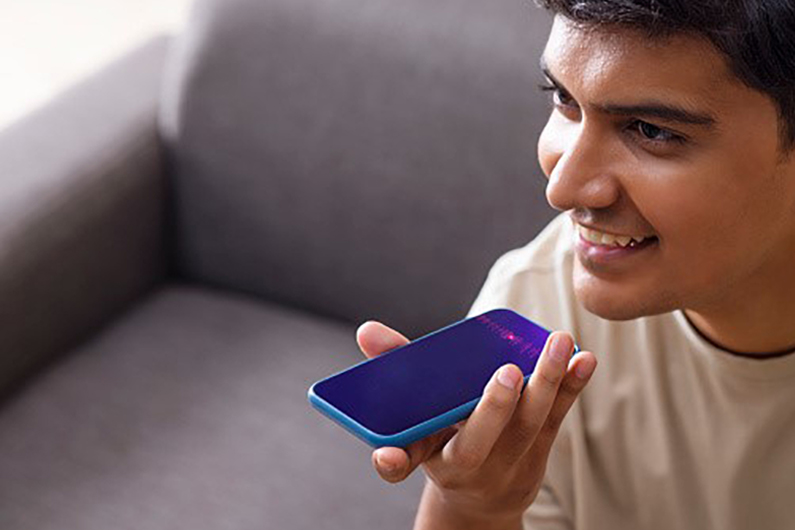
[{"xmin": 356, "ymin": 320, "xmax": 597, "ymax": 528}]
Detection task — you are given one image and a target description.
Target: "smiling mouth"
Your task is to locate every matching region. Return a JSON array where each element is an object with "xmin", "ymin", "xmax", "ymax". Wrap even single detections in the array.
[{"xmin": 576, "ymin": 223, "xmax": 658, "ymax": 248}]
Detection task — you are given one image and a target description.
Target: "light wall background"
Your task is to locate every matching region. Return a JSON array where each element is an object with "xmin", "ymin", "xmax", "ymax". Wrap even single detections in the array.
[{"xmin": 0, "ymin": 0, "xmax": 193, "ymax": 132}]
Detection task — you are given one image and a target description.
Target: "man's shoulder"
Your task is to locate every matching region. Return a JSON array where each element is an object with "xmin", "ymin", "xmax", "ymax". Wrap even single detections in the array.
[
  {"xmin": 467, "ymin": 213, "xmax": 576, "ymax": 329},
  {"xmin": 486, "ymin": 212, "xmax": 572, "ymax": 280}
]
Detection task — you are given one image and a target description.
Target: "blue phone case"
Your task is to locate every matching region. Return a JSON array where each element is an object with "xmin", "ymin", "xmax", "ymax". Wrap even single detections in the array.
[{"xmin": 307, "ymin": 309, "xmax": 578, "ymax": 448}]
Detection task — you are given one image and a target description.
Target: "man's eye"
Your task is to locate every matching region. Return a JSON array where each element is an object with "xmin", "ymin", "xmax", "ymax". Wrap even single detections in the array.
[
  {"xmin": 555, "ymin": 90, "xmax": 575, "ymax": 107},
  {"xmin": 632, "ymin": 120, "xmax": 685, "ymax": 144},
  {"xmin": 537, "ymin": 83, "xmax": 575, "ymax": 107}
]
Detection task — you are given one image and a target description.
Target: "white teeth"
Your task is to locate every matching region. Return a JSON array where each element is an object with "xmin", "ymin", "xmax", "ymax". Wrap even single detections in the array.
[
  {"xmin": 577, "ymin": 224, "xmax": 652, "ymax": 248},
  {"xmin": 600, "ymin": 233, "xmax": 617, "ymax": 246},
  {"xmin": 581, "ymin": 227, "xmax": 602, "ymax": 244}
]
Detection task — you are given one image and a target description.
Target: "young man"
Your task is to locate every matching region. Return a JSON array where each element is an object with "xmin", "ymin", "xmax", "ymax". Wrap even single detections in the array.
[{"xmin": 357, "ymin": 1, "xmax": 795, "ymax": 528}]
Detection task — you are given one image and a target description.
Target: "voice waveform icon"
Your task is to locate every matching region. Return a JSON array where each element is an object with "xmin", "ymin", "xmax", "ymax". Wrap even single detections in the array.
[{"xmin": 475, "ymin": 314, "xmax": 544, "ymax": 359}]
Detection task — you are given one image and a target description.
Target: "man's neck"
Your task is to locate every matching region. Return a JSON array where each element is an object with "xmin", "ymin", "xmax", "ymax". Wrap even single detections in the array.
[
  {"xmin": 684, "ymin": 281, "xmax": 795, "ymax": 358},
  {"xmin": 684, "ymin": 310, "xmax": 795, "ymax": 358},
  {"xmin": 681, "ymin": 229, "xmax": 795, "ymax": 358}
]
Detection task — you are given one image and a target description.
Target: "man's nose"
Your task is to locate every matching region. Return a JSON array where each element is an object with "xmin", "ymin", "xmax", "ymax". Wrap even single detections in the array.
[{"xmin": 544, "ymin": 125, "xmax": 621, "ymax": 213}]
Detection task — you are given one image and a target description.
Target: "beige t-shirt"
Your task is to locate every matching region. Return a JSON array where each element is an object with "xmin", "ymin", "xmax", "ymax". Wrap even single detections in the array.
[{"xmin": 466, "ymin": 213, "xmax": 795, "ymax": 530}]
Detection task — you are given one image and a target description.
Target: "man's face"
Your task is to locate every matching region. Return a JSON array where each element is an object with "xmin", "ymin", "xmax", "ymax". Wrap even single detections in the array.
[{"xmin": 538, "ymin": 15, "xmax": 795, "ymax": 321}]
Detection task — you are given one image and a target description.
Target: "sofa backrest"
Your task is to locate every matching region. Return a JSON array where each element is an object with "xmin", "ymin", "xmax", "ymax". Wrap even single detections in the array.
[{"xmin": 159, "ymin": 0, "xmax": 557, "ymax": 337}]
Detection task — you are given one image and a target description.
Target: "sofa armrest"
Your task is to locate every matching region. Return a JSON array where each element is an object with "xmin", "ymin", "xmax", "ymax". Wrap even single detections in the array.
[{"xmin": 0, "ymin": 36, "xmax": 171, "ymax": 398}]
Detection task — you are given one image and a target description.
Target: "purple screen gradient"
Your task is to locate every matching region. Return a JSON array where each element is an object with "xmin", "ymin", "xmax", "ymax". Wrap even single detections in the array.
[{"xmin": 313, "ymin": 309, "xmax": 551, "ymax": 436}]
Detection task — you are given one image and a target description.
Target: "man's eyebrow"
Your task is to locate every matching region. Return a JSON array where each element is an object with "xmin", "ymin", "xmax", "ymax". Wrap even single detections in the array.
[
  {"xmin": 538, "ymin": 55, "xmax": 718, "ymax": 129},
  {"xmin": 598, "ymin": 100, "xmax": 717, "ymax": 129}
]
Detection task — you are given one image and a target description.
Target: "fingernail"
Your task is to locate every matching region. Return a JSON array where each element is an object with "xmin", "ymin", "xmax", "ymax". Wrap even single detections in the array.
[
  {"xmin": 575, "ymin": 357, "xmax": 592, "ymax": 379},
  {"xmin": 550, "ymin": 334, "xmax": 572, "ymax": 362},
  {"xmin": 376, "ymin": 452, "xmax": 397, "ymax": 473},
  {"xmin": 497, "ymin": 365, "xmax": 521, "ymax": 389}
]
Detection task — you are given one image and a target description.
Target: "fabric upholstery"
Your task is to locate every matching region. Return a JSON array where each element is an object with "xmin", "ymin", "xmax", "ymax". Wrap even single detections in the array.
[
  {"xmin": 0, "ymin": 285, "xmax": 424, "ymax": 530},
  {"xmin": 160, "ymin": 0, "xmax": 557, "ymax": 338},
  {"xmin": 0, "ymin": 37, "xmax": 170, "ymax": 398}
]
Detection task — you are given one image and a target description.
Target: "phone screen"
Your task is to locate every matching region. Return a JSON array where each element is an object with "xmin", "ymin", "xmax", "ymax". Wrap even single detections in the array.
[{"xmin": 312, "ymin": 309, "xmax": 550, "ymax": 436}]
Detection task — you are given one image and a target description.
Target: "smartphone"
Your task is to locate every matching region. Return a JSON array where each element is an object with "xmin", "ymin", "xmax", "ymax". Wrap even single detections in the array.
[{"xmin": 307, "ymin": 308, "xmax": 578, "ymax": 448}]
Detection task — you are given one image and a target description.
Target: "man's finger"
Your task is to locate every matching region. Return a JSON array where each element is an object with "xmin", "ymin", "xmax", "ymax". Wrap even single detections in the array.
[
  {"xmin": 372, "ymin": 428, "xmax": 456, "ymax": 483},
  {"xmin": 492, "ymin": 332, "xmax": 574, "ymax": 462},
  {"xmin": 440, "ymin": 363, "xmax": 524, "ymax": 473},
  {"xmin": 356, "ymin": 320, "xmax": 411, "ymax": 359},
  {"xmin": 531, "ymin": 351, "xmax": 597, "ymax": 457},
  {"xmin": 372, "ymin": 446, "xmax": 411, "ymax": 483}
]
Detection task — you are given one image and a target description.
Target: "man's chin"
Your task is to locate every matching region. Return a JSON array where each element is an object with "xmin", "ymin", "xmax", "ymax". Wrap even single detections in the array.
[{"xmin": 572, "ymin": 267, "xmax": 675, "ymax": 321}]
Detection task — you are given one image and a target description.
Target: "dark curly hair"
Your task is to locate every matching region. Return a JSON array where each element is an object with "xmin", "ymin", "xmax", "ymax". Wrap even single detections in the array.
[{"xmin": 536, "ymin": 0, "xmax": 795, "ymax": 156}]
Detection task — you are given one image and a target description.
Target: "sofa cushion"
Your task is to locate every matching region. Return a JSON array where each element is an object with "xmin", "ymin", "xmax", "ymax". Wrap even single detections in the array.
[
  {"xmin": 160, "ymin": 0, "xmax": 557, "ymax": 338},
  {"xmin": 0, "ymin": 284, "xmax": 424, "ymax": 530}
]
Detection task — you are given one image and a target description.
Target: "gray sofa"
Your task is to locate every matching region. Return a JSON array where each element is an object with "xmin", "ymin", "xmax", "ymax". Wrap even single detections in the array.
[{"xmin": 0, "ymin": 0, "xmax": 556, "ymax": 528}]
